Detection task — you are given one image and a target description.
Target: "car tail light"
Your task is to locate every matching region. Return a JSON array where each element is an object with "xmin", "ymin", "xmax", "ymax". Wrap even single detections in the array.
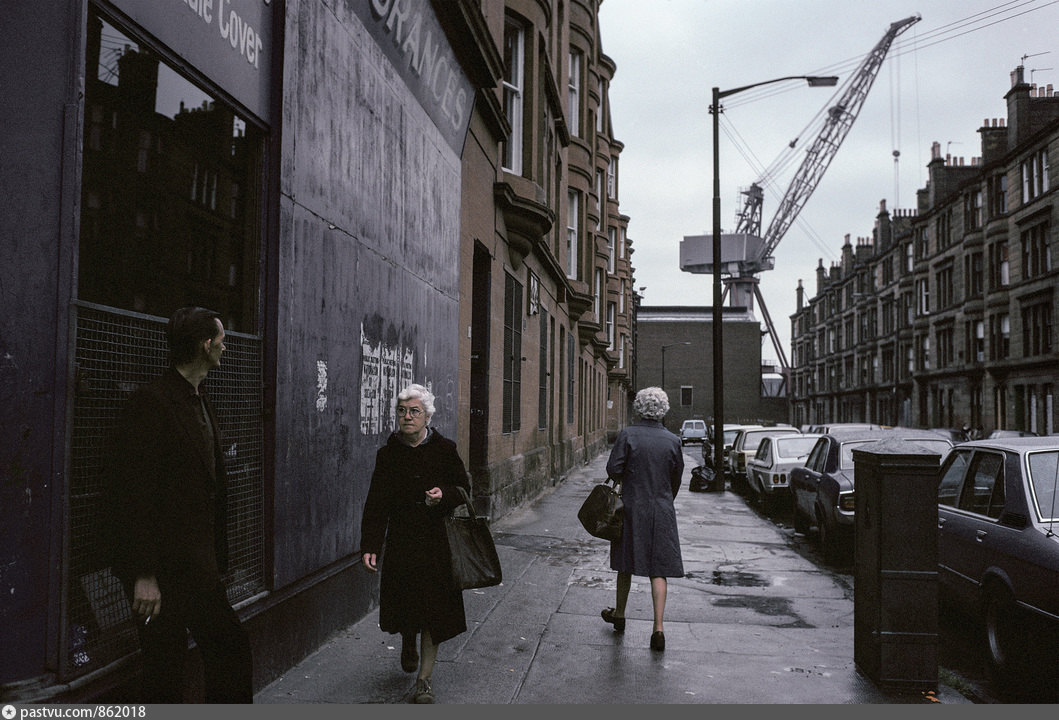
[
  {"xmin": 839, "ymin": 493, "xmax": 855, "ymax": 512},
  {"xmin": 774, "ymin": 474, "xmax": 786, "ymax": 486}
]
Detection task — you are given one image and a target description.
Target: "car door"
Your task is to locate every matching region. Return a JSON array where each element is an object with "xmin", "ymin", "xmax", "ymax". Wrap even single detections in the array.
[
  {"xmin": 793, "ymin": 437, "xmax": 829, "ymax": 517},
  {"xmin": 937, "ymin": 448, "xmax": 1006, "ymax": 603}
]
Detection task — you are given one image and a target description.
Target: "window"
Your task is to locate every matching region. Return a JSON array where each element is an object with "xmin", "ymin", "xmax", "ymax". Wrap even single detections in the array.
[
  {"xmin": 1021, "ymin": 222, "xmax": 1051, "ymax": 279},
  {"xmin": 937, "ymin": 326, "xmax": 954, "ymax": 368},
  {"xmin": 988, "ymin": 173, "xmax": 1007, "ymax": 217},
  {"xmin": 916, "ymin": 278, "xmax": 930, "ymax": 315},
  {"xmin": 596, "ymin": 77, "xmax": 604, "ymax": 133},
  {"xmin": 965, "ymin": 252, "xmax": 983, "ymax": 298},
  {"xmin": 680, "ymin": 386, "xmax": 693, "ymax": 407},
  {"xmin": 80, "ymin": 12, "xmax": 263, "ymax": 329},
  {"xmin": 607, "ymin": 157, "xmax": 616, "ymax": 199},
  {"xmin": 538, "ymin": 310, "xmax": 549, "ymax": 430},
  {"xmin": 593, "ymin": 267, "xmax": 603, "ymax": 320},
  {"xmin": 938, "ymin": 450, "xmax": 971, "ymax": 506},
  {"xmin": 935, "ymin": 264, "xmax": 954, "ymax": 309},
  {"xmin": 1022, "ymin": 300, "xmax": 1053, "ymax": 356},
  {"xmin": 962, "ymin": 191, "xmax": 982, "ymax": 232},
  {"xmin": 607, "ymin": 228, "xmax": 616, "ymax": 273},
  {"xmin": 958, "ymin": 452, "xmax": 1005, "ymax": 519},
  {"xmin": 988, "ymin": 240, "xmax": 1009, "ymax": 289},
  {"xmin": 502, "ymin": 17, "xmax": 525, "ymax": 174},
  {"xmin": 1021, "ymin": 148, "xmax": 1049, "ymax": 203},
  {"xmin": 503, "ymin": 272, "xmax": 523, "ymax": 433},
  {"xmin": 595, "ymin": 170, "xmax": 603, "ymax": 231},
  {"xmin": 567, "ymin": 50, "xmax": 581, "ymax": 138},
  {"xmin": 990, "ymin": 313, "xmax": 1010, "ymax": 360},
  {"xmin": 937, "ymin": 208, "xmax": 953, "ymax": 247},
  {"xmin": 973, "ymin": 320, "xmax": 985, "ymax": 362},
  {"xmin": 567, "ymin": 332, "xmax": 575, "ymax": 424},
  {"xmin": 606, "ymin": 302, "xmax": 616, "ymax": 349},
  {"xmin": 566, "ymin": 190, "xmax": 579, "ymax": 279}
]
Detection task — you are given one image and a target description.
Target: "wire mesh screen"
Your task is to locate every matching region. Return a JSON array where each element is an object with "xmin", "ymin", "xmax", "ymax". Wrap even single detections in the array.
[{"xmin": 67, "ymin": 303, "xmax": 265, "ymax": 680}]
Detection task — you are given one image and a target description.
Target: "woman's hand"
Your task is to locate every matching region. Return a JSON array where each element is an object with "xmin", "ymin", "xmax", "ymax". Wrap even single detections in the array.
[
  {"xmin": 425, "ymin": 487, "xmax": 442, "ymax": 506},
  {"xmin": 362, "ymin": 552, "xmax": 378, "ymax": 572}
]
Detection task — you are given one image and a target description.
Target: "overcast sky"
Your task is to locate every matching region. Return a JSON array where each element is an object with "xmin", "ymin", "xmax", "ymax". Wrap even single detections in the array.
[{"xmin": 599, "ymin": 0, "xmax": 1059, "ymax": 366}]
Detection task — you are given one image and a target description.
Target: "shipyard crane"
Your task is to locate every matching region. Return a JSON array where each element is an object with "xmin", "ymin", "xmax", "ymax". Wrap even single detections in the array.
[{"xmin": 680, "ymin": 14, "xmax": 921, "ymax": 373}]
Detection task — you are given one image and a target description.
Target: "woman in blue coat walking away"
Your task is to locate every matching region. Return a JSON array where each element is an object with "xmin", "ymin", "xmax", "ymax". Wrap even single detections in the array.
[{"xmin": 600, "ymin": 387, "xmax": 685, "ymax": 651}]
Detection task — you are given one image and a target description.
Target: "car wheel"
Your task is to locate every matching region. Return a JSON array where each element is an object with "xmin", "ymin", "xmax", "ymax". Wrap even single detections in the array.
[{"xmin": 983, "ymin": 584, "xmax": 1025, "ymax": 685}]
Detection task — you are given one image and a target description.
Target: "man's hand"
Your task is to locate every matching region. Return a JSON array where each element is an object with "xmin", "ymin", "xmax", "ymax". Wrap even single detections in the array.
[
  {"xmin": 362, "ymin": 552, "xmax": 378, "ymax": 572},
  {"xmin": 133, "ymin": 575, "xmax": 161, "ymax": 619},
  {"xmin": 425, "ymin": 487, "xmax": 442, "ymax": 506}
]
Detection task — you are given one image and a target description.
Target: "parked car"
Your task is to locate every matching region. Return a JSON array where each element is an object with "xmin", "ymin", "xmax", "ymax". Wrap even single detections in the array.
[
  {"xmin": 728, "ymin": 425, "xmax": 800, "ymax": 492},
  {"xmin": 986, "ymin": 429, "xmax": 1039, "ymax": 439},
  {"xmin": 702, "ymin": 423, "xmax": 761, "ymax": 473},
  {"xmin": 679, "ymin": 419, "xmax": 707, "ymax": 446},
  {"xmin": 936, "ymin": 437, "xmax": 1059, "ymax": 686},
  {"xmin": 927, "ymin": 427, "xmax": 970, "ymax": 443},
  {"xmin": 790, "ymin": 428, "xmax": 954, "ymax": 562},
  {"xmin": 745, "ymin": 433, "xmax": 821, "ymax": 512},
  {"xmin": 805, "ymin": 422, "xmax": 882, "ymax": 434}
]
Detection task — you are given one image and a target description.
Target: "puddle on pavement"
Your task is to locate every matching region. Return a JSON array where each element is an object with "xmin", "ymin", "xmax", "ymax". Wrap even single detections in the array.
[{"xmin": 701, "ymin": 570, "xmax": 770, "ymax": 587}]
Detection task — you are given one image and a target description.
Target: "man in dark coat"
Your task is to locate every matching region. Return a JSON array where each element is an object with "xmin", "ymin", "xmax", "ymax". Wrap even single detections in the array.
[{"xmin": 105, "ymin": 306, "xmax": 253, "ymax": 703}]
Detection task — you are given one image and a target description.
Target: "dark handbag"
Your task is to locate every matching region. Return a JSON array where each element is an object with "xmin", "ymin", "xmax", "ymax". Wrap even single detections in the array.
[
  {"xmin": 444, "ymin": 487, "xmax": 503, "ymax": 590},
  {"xmin": 577, "ymin": 477, "xmax": 623, "ymax": 541}
]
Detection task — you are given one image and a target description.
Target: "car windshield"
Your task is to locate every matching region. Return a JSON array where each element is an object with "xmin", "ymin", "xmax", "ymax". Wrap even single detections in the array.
[
  {"xmin": 774, "ymin": 436, "xmax": 818, "ymax": 460},
  {"xmin": 1027, "ymin": 450, "xmax": 1059, "ymax": 522}
]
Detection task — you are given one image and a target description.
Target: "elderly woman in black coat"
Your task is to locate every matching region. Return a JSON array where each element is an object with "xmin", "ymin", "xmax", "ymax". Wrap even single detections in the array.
[
  {"xmin": 360, "ymin": 383, "xmax": 470, "ymax": 704},
  {"xmin": 600, "ymin": 386, "xmax": 685, "ymax": 651}
]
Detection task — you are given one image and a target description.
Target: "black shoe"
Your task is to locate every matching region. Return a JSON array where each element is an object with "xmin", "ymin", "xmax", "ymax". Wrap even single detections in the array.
[
  {"xmin": 401, "ymin": 634, "xmax": 418, "ymax": 673},
  {"xmin": 601, "ymin": 607, "xmax": 625, "ymax": 632},
  {"xmin": 650, "ymin": 631, "xmax": 665, "ymax": 651}
]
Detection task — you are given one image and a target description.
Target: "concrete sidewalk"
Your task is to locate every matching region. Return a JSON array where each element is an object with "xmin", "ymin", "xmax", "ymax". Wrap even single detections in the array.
[{"xmin": 256, "ymin": 448, "xmax": 972, "ymax": 704}]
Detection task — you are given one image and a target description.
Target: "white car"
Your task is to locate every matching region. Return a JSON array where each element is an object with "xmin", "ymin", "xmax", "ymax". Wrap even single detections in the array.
[
  {"xmin": 728, "ymin": 425, "xmax": 800, "ymax": 491},
  {"xmin": 679, "ymin": 419, "xmax": 707, "ymax": 445},
  {"xmin": 745, "ymin": 434, "xmax": 821, "ymax": 513}
]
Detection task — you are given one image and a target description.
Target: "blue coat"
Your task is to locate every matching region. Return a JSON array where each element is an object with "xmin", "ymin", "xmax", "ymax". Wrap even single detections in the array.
[{"xmin": 606, "ymin": 419, "xmax": 685, "ymax": 577}]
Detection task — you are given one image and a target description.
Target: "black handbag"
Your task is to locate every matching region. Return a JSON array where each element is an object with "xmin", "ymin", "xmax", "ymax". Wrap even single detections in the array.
[
  {"xmin": 444, "ymin": 487, "xmax": 503, "ymax": 590},
  {"xmin": 577, "ymin": 477, "xmax": 623, "ymax": 541}
]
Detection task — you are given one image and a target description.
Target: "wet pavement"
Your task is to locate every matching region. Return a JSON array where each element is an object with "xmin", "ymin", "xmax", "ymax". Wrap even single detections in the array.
[{"xmin": 255, "ymin": 448, "xmax": 974, "ymax": 704}]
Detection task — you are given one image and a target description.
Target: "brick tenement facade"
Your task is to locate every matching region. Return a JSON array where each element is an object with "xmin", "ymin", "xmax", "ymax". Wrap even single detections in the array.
[
  {"xmin": 637, "ymin": 306, "xmax": 788, "ymax": 433},
  {"xmin": 790, "ymin": 65, "xmax": 1059, "ymax": 437}
]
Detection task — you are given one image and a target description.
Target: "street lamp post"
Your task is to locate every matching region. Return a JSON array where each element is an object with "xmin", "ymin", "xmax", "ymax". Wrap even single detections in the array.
[
  {"xmin": 710, "ymin": 74, "xmax": 838, "ymax": 476},
  {"xmin": 661, "ymin": 341, "xmax": 691, "ymax": 393}
]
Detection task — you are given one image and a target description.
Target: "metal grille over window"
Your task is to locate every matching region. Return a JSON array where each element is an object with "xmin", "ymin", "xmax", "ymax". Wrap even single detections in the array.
[{"xmin": 67, "ymin": 303, "xmax": 265, "ymax": 679}]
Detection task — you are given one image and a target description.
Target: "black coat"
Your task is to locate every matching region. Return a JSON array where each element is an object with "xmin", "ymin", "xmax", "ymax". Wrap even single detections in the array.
[
  {"xmin": 360, "ymin": 428, "xmax": 470, "ymax": 643},
  {"xmin": 104, "ymin": 368, "xmax": 229, "ymax": 591}
]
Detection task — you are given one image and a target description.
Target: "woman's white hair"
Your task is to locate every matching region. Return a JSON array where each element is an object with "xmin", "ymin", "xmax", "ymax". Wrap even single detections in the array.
[
  {"xmin": 633, "ymin": 386, "xmax": 670, "ymax": 420},
  {"xmin": 397, "ymin": 383, "xmax": 436, "ymax": 420}
]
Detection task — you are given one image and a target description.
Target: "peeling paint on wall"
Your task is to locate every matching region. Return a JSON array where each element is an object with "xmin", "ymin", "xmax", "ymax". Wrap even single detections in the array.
[
  {"xmin": 359, "ymin": 321, "xmax": 416, "ymax": 435},
  {"xmin": 316, "ymin": 360, "xmax": 328, "ymax": 412}
]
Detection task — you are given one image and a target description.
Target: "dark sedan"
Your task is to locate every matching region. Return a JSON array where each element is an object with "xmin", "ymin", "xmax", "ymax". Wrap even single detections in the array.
[
  {"xmin": 937, "ymin": 437, "xmax": 1059, "ymax": 687},
  {"xmin": 790, "ymin": 428, "xmax": 953, "ymax": 563}
]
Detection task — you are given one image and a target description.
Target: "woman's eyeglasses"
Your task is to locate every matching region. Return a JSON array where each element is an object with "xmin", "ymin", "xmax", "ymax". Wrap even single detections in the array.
[{"xmin": 396, "ymin": 406, "xmax": 423, "ymax": 417}]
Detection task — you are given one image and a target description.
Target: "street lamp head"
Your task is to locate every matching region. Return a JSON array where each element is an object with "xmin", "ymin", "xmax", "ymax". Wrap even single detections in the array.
[{"xmin": 807, "ymin": 75, "xmax": 839, "ymax": 87}]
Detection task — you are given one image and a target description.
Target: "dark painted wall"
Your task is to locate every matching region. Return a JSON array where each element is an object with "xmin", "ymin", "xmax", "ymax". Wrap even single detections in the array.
[
  {"xmin": 270, "ymin": 2, "xmax": 463, "ymax": 588},
  {"xmin": 0, "ymin": 0, "xmax": 78, "ymax": 684}
]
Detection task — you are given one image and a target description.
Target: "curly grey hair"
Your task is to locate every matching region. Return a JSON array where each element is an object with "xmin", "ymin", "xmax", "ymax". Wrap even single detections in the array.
[
  {"xmin": 633, "ymin": 386, "xmax": 670, "ymax": 420},
  {"xmin": 397, "ymin": 383, "xmax": 436, "ymax": 421}
]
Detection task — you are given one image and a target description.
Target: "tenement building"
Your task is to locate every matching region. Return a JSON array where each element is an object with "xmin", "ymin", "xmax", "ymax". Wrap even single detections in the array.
[
  {"xmin": 1, "ymin": 0, "xmax": 635, "ymax": 702},
  {"xmin": 790, "ymin": 65, "xmax": 1058, "ymax": 436}
]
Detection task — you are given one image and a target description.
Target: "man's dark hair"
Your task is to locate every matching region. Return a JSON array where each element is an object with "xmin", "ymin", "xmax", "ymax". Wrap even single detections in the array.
[{"xmin": 167, "ymin": 306, "xmax": 221, "ymax": 365}]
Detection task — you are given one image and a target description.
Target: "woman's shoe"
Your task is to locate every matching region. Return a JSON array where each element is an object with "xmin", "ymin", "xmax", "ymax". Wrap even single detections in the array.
[
  {"xmin": 650, "ymin": 631, "xmax": 665, "ymax": 651},
  {"xmin": 601, "ymin": 607, "xmax": 626, "ymax": 632},
  {"xmin": 400, "ymin": 634, "xmax": 418, "ymax": 673},
  {"xmin": 413, "ymin": 677, "xmax": 435, "ymax": 704}
]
